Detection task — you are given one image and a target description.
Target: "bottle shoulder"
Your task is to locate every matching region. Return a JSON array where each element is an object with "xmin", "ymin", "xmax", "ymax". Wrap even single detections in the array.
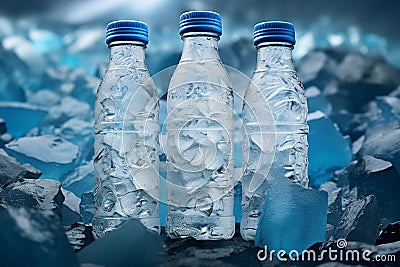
[
  {"xmin": 169, "ymin": 60, "xmax": 233, "ymax": 89},
  {"xmin": 98, "ymin": 67, "xmax": 158, "ymax": 97},
  {"xmin": 250, "ymin": 69, "xmax": 304, "ymax": 93},
  {"xmin": 244, "ymin": 69, "xmax": 307, "ymax": 124}
]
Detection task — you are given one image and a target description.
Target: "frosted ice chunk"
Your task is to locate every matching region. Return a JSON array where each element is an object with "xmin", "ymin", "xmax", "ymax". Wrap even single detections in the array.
[
  {"xmin": 28, "ymin": 29, "xmax": 63, "ymax": 54},
  {"xmin": 255, "ymin": 177, "xmax": 328, "ymax": 252},
  {"xmin": 297, "ymin": 50, "xmax": 337, "ymax": 84},
  {"xmin": 0, "ymin": 206, "xmax": 80, "ymax": 267},
  {"xmin": 0, "ymin": 101, "xmax": 47, "ymax": 137},
  {"xmin": 28, "ymin": 89, "xmax": 60, "ymax": 107},
  {"xmin": 0, "ymin": 178, "xmax": 63, "ymax": 214},
  {"xmin": 359, "ymin": 125, "xmax": 400, "ymax": 176},
  {"xmin": 2, "ymin": 35, "xmax": 46, "ymax": 73},
  {"xmin": 62, "ymin": 188, "xmax": 81, "ymax": 215},
  {"xmin": 0, "ymin": 149, "xmax": 41, "ymax": 186},
  {"xmin": 45, "ymin": 96, "xmax": 92, "ymax": 126},
  {"xmin": 363, "ymin": 155, "xmax": 392, "ymax": 173},
  {"xmin": 78, "ymin": 219, "xmax": 164, "ymax": 267},
  {"xmin": 5, "ymin": 135, "xmax": 79, "ymax": 179},
  {"xmin": 62, "ymin": 189, "xmax": 82, "ymax": 226},
  {"xmin": 308, "ymin": 111, "xmax": 352, "ymax": 186}
]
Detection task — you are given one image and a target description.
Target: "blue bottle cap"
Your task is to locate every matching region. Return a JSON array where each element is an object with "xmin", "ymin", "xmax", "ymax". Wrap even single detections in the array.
[
  {"xmin": 253, "ymin": 21, "xmax": 296, "ymax": 46},
  {"xmin": 106, "ymin": 20, "xmax": 149, "ymax": 46},
  {"xmin": 179, "ymin": 11, "xmax": 222, "ymax": 36}
]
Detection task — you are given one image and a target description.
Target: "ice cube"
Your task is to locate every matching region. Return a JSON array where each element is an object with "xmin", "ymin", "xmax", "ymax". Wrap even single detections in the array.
[
  {"xmin": 297, "ymin": 50, "xmax": 337, "ymax": 85},
  {"xmin": 347, "ymin": 156, "xmax": 400, "ymax": 227},
  {"xmin": 365, "ymin": 96, "xmax": 400, "ymax": 131},
  {"xmin": 2, "ymin": 35, "xmax": 46, "ymax": 74},
  {"xmin": 319, "ymin": 181, "xmax": 343, "ymax": 229},
  {"xmin": 62, "ymin": 188, "xmax": 81, "ymax": 215},
  {"xmin": 305, "ymin": 86, "xmax": 332, "ymax": 115},
  {"xmin": 308, "ymin": 111, "xmax": 352, "ymax": 186},
  {"xmin": 255, "ymin": 177, "xmax": 328, "ymax": 253},
  {"xmin": 78, "ymin": 219, "xmax": 164, "ymax": 267},
  {"xmin": 28, "ymin": 89, "xmax": 60, "ymax": 107},
  {"xmin": 28, "ymin": 29, "xmax": 63, "ymax": 54},
  {"xmin": 45, "ymin": 96, "xmax": 92, "ymax": 126},
  {"xmin": 62, "ymin": 160, "xmax": 94, "ymax": 198},
  {"xmin": 0, "ymin": 206, "xmax": 80, "ymax": 267},
  {"xmin": 0, "ymin": 101, "xmax": 47, "ymax": 137},
  {"xmin": 0, "ymin": 132, "xmax": 12, "ymax": 147},
  {"xmin": 0, "ymin": 148, "xmax": 41, "ymax": 186},
  {"xmin": 5, "ymin": 135, "xmax": 79, "ymax": 179},
  {"xmin": 298, "ymin": 49, "xmax": 400, "ymax": 113},
  {"xmin": 57, "ymin": 118, "xmax": 94, "ymax": 162},
  {"xmin": 359, "ymin": 125, "xmax": 400, "ymax": 176},
  {"xmin": 333, "ymin": 195, "xmax": 379, "ymax": 244},
  {"xmin": 0, "ymin": 178, "xmax": 64, "ymax": 215},
  {"xmin": 64, "ymin": 222, "xmax": 94, "ymax": 251}
]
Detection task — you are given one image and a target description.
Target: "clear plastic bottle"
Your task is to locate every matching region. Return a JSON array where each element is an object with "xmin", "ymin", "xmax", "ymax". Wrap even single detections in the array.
[
  {"xmin": 93, "ymin": 20, "xmax": 160, "ymax": 238},
  {"xmin": 241, "ymin": 21, "xmax": 309, "ymax": 240},
  {"xmin": 165, "ymin": 11, "xmax": 235, "ymax": 240}
]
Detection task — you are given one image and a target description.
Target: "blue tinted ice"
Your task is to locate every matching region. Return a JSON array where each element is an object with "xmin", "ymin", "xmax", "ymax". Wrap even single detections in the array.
[
  {"xmin": 78, "ymin": 219, "xmax": 164, "ymax": 267},
  {"xmin": 79, "ymin": 190, "xmax": 94, "ymax": 225},
  {"xmin": 29, "ymin": 29, "xmax": 63, "ymax": 54},
  {"xmin": 308, "ymin": 111, "xmax": 352, "ymax": 186},
  {"xmin": 62, "ymin": 160, "xmax": 94, "ymax": 198},
  {"xmin": 305, "ymin": 86, "xmax": 332, "ymax": 115},
  {"xmin": 0, "ymin": 101, "xmax": 47, "ymax": 137},
  {"xmin": 255, "ymin": 177, "xmax": 328, "ymax": 252},
  {"xmin": 0, "ymin": 206, "xmax": 79, "ymax": 267},
  {"xmin": 5, "ymin": 134, "xmax": 79, "ymax": 179}
]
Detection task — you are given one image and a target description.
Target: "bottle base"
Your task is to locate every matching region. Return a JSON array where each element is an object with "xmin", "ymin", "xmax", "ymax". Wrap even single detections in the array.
[
  {"xmin": 240, "ymin": 216, "xmax": 260, "ymax": 241},
  {"xmin": 166, "ymin": 215, "xmax": 235, "ymax": 240}
]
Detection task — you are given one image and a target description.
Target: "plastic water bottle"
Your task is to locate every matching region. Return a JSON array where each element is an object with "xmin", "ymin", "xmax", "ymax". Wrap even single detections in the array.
[
  {"xmin": 93, "ymin": 20, "xmax": 160, "ymax": 238},
  {"xmin": 165, "ymin": 11, "xmax": 235, "ymax": 240},
  {"xmin": 241, "ymin": 21, "xmax": 309, "ymax": 240}
]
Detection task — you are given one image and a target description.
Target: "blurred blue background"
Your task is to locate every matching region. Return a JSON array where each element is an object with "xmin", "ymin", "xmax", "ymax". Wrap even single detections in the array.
[
  {"xmin": 0, "ymin": 0, "xmax": 399, "ymax": 229},
  {"xmin": 1, "ymin": 0, "xmax": 399, "ymax": 75}
]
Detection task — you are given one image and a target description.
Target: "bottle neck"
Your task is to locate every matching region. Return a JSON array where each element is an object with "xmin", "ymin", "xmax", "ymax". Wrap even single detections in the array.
[
  {"xmin": 108, "ymin": 42, "xmax": 147, "ymax": 68},
  {"xmin": 180, "ymin": 32, "xmax": 221, "ymax": 62},
  {"xmin": 255, "ymin": 42, "xmax": 295, "ymax": 71}
]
